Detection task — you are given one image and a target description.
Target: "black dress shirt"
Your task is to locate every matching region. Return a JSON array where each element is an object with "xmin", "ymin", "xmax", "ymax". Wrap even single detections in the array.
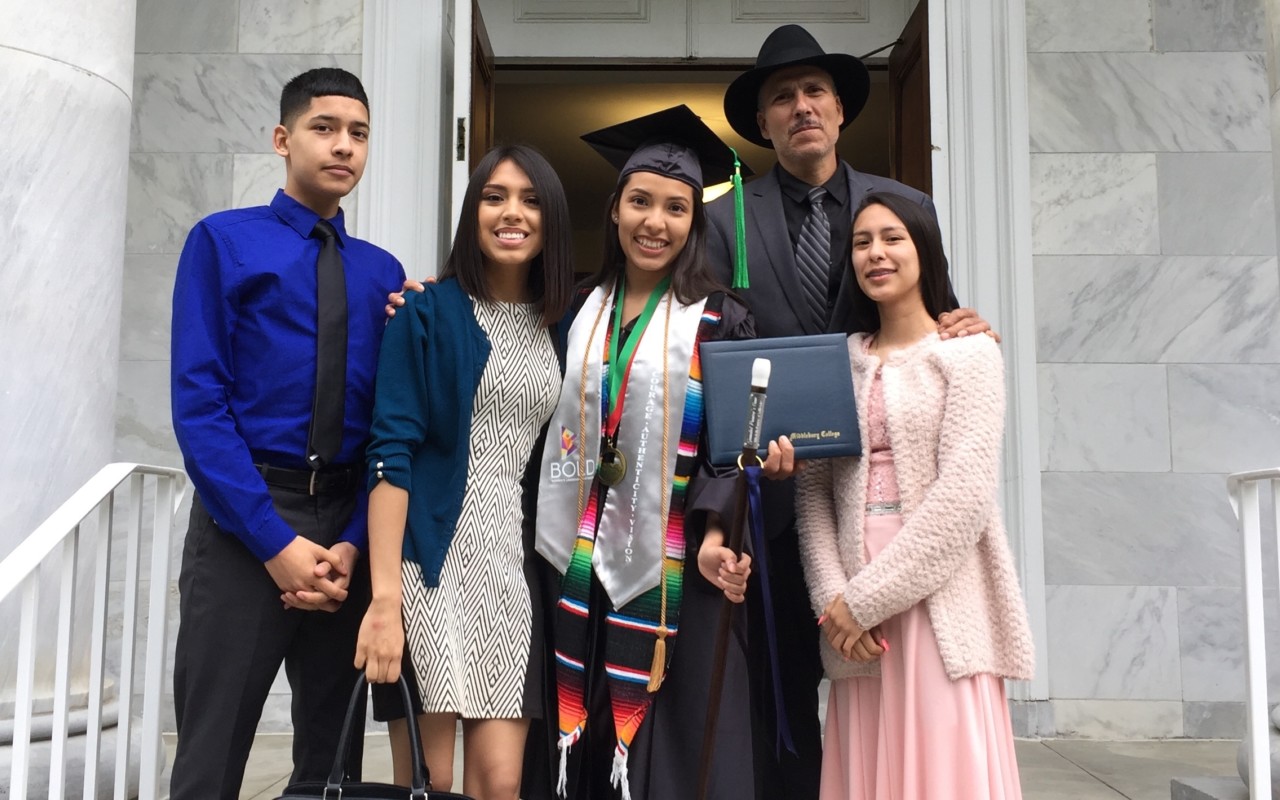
[{"xmin": 775, "ymin": 163, "xmax": 851, "ymax": 313}]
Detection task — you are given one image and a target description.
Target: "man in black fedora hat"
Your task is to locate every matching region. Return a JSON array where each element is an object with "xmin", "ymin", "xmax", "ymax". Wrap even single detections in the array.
[{"xmin": 705, "ymin": 23, "xmax": 992, "ymax": 799}]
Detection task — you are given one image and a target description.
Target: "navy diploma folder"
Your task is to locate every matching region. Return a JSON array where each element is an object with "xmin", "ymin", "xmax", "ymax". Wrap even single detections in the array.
[{"xmin": 700, "ymin": 333, "xmax": 861, "ymax": 467}]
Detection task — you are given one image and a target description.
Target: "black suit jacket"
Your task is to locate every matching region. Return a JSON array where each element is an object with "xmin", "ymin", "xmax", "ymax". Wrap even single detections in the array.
[{"xmin": 705, "ymin": 161, "xmax": 938, "ymax": 537}]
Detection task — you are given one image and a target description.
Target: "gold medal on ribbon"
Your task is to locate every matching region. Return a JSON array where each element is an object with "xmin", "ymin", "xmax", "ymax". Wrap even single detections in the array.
[{"xmin": 597, "ymin": 444, "xmax": 627, "ymax": 487}]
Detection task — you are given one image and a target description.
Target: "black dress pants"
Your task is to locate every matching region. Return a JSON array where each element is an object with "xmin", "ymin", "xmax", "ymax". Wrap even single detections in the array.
[
  {"xmin": 747, "ymin": 523, "xmax": 824, "ymax": 800},
  {"xmin": 170, "ymin": 487, "xmax": 370, "ymax": 800}
]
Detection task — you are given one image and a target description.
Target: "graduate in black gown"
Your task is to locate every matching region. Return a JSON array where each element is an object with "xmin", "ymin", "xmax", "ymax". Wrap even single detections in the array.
[{"xmin": 523, "ymin": 105, "xmax": 793, "ymax": 800}]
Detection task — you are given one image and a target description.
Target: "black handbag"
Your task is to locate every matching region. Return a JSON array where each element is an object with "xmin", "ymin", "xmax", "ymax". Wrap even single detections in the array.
[{"xmin": 275, "ymin": 674, "xmax": 474, "ymax": 800}]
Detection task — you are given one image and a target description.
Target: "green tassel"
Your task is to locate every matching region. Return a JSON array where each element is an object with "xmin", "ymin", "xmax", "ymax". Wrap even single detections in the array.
[{"xmin": 730, "ymin": 148, "xmax": 749, "ymax": 290}]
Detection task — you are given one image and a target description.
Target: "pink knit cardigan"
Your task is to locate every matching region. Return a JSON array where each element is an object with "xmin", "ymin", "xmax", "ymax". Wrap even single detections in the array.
[{"xmin": 795, "ymin": 332, "xmax": 1035, "ymax": 682}]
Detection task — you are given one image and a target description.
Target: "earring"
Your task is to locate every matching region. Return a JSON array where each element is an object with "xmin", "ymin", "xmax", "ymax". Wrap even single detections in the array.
[{"xmin": 612, "ymin": 215, "xmax": 618, "ymax": 223}]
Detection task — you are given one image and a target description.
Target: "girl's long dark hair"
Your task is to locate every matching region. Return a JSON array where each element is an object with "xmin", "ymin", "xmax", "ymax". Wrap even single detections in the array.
[
  {"xmin": 593, "ymin": 172, "xmax": 726, "ymax": 305},
  {"xmin": 439, "ymin": 144, "xmax": 574, "ymax": 326},
  {"xmin": 845, "ymin": 191, "xmax": 958, "ymax": 333}
]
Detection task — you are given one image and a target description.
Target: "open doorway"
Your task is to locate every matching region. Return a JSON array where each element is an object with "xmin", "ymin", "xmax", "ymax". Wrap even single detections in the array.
[
  {"xmin": 362, "ymin": 0, "xmax": 1046, "ymax": 705},
  {"xmin": 492, "ymin": 65, "xmax": 897, "ymax": 274}
]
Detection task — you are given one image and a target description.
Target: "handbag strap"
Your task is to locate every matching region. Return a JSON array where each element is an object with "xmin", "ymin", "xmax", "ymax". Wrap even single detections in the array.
[{"xmin": 327, "ymin": 674, "xmax": 429, "ymax": 798}]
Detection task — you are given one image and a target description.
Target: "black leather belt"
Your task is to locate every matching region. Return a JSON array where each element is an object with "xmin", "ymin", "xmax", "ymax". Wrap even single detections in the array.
[{"xmin": 255, "ymin": 463, "xmax": 359, "ymax": 496}]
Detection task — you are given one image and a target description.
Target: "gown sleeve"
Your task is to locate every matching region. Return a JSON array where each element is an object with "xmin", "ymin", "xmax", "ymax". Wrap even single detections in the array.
[{"xmin": 684, "ymin": 293, "xmax": 756, "ymax": 542}]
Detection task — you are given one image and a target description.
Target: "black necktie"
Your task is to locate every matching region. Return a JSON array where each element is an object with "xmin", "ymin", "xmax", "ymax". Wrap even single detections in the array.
[
  {"xmin": 307, "ymin": 219, "xmax": 347, "ymax": 469},
  {"xmin": 795, "ymin": 186, "xmax": 831, "ymax": 330}
]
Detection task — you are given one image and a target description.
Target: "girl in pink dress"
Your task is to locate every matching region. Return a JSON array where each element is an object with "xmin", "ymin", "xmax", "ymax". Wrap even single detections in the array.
[{"xmin": 796, "ymin": 191, "xmax": 1035, "ymax": 799}]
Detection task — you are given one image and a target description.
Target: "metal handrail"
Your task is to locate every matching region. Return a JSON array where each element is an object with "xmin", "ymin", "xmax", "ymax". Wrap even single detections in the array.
[
  {"xmin": 0, "ymin": 464, "xmax": 183, "ymax": 593},
  {"xmin": 1229, "ymin": 467, "xmax": 1280, "ymax": 800},
  {"xmin": 2, "ymin": 462, "xmax": 187, "ymax": 800}
]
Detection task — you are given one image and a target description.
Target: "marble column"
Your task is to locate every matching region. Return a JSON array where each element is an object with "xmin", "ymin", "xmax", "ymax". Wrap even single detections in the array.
[
  {"xmin": 1238, "ymin": 0, "xmax": 1280, "ymax": 789},
  {"xmin": 0, "ymin": 0, "xmax": 137, "ymax": 794},
  {"xmin": 1270, "ymin": 0, "xmax": 1280, "ymax": 246}
]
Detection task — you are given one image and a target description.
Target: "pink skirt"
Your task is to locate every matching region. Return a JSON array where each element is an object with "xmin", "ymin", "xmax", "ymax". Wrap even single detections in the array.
[{"xmin": 820, "ymin": 513, "xmax": 1023, "ymax": 800}]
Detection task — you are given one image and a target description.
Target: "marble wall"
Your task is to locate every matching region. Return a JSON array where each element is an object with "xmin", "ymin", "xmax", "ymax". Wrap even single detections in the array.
[
  {"xmin": 1027, "ymin": 0, "xmax": 1280, "ymax": 737},
  {"xmin": 120, "ymin": 0, "xmax": 363, "ymax": 731}
]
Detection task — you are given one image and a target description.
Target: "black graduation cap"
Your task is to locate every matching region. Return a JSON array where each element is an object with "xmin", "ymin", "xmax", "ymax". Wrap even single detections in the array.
[{"xmin": 580, "ymin": 104, "xmax": 753, "ymax": 193}]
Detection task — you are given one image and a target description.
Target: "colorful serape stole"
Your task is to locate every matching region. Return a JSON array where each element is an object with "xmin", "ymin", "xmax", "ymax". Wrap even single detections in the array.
[{"xmin": 553, "ymin": 299, "xmax": 724, "ymax": 799}]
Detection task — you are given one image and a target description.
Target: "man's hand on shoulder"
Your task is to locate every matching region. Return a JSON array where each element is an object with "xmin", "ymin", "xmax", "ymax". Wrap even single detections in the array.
[
  {"xmin": 384, "ymin": 277, "xmax": 432, "ymax": 320},
  {"xmin": 938, "ymin": 308, "xmax": 1000, "ymax": 343}
]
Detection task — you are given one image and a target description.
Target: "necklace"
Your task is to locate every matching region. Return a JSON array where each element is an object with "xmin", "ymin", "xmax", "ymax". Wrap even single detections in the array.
[
  {"xmin": 598, "ymin": 275, "xmax": 671, "ymax": 486},
  {"xmin": 573, "ymin": 277, "xmax": 671, "ymax": 517},
  {"xmin": 573, "ymin": 278, "xmax": 676, "ymax": 692}
]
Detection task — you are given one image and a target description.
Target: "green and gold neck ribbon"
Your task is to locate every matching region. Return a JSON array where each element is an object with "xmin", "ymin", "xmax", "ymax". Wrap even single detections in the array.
[{"xmin": 605, "ymin": 274, "xmax": 672, "ymax": 438}]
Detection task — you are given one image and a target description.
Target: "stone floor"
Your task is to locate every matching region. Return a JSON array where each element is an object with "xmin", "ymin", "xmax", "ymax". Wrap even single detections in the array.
[{"xmin": 161, "ymin": 733, "xmax": 1243, "ymax": 799}]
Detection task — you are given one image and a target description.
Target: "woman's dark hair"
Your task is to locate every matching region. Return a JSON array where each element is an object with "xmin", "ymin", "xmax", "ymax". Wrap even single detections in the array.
[
  {"xmin": 593, "ymin": 172, "xmax": 726, "ymax": 305},
  {"xmin": 845, "ymin": 191, "xmax": 958, "ymax": 333},
  {"xmin": 440, "ymin": 144, "xmax": 574, "ymax": 326}
]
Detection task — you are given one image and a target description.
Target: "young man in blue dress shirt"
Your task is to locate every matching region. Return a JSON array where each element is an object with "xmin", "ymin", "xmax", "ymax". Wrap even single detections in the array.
[{"xmin": 169, "ymin": 68, "xmax": 406, "ymax": 799}]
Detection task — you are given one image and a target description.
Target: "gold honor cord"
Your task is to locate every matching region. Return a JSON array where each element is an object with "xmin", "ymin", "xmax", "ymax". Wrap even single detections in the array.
[
  {"xmin": 576, "ymin": 296, "xmax": 611, "ymax": 526},
  {"xmin": 648, "ymin": 288, "xmax": 674, "ymax": 693}
]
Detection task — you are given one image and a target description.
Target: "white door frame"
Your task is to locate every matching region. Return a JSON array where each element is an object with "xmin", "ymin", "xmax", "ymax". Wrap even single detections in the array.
[
  {"xmin": 930, "ymin": 0, "xmax": 1049, "ymax": 701},
  {"xmin": 360, "ymin": 0, "xmax": 1049, "ymax": 702},
  {"xmin": 359, "ymin": 0, "xmax": 458, "ymax": 274}
]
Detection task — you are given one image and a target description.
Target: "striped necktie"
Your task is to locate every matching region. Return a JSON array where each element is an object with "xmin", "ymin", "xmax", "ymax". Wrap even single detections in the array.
[{"xmin": 794, "ymin": 186, "xmax": 831, "ymax": 329}]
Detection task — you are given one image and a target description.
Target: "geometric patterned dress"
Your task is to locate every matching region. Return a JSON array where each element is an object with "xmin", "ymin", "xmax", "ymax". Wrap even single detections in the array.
[{"xmin": 401, "ymin": 298, "xmax": 560, "ymax": 718}]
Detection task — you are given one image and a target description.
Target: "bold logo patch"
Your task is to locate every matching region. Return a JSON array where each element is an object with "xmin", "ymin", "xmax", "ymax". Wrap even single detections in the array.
[{"xmin": 560, "ymin": 426, "xmax": 578, "ymax": 458}]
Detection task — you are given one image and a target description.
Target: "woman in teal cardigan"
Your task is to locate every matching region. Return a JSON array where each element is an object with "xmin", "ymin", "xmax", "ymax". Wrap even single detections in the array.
[{"xmin": 356, "ymin": 144, "xmax": 575, "ymax": 800}]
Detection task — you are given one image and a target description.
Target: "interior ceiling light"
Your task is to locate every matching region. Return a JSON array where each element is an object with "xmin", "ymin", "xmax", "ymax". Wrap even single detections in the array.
[{"xmin": 703, "ymin": 181, "xmax": 734, "ymax": 204}]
